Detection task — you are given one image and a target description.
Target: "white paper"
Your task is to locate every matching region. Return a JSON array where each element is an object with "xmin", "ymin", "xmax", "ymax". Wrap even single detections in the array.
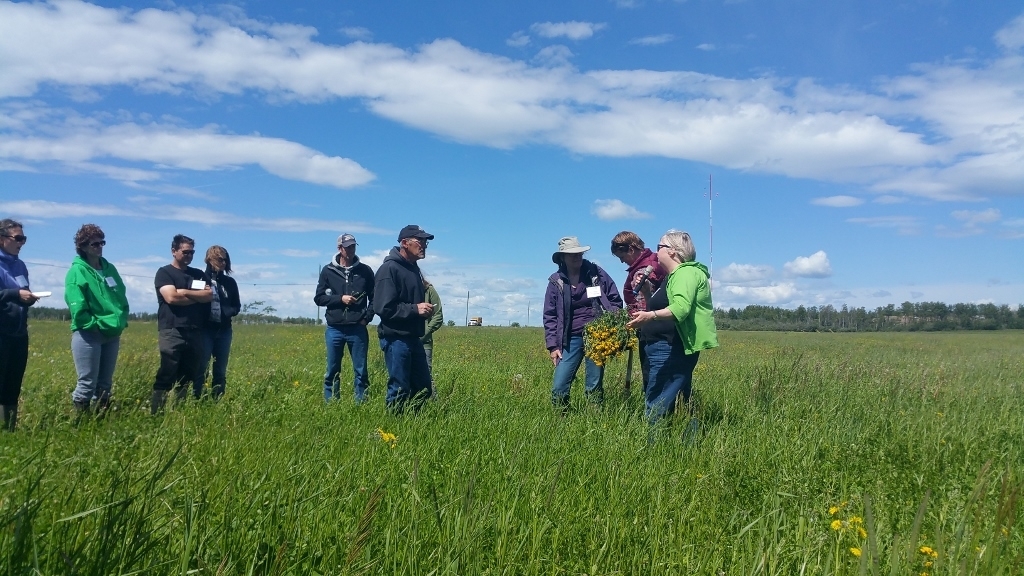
[
  {"xmin": 32, "ymin": 291, "xmax": 51, "ymax": 298},
  {"xmin": 105, "ymin": 276, "xmax": 117, "ymax": 288},
  {"xmin": 586, "ymin": 286, "xmax": 602, "ymax": 298},
  {"xmin": 15, "ymin": 275, "xmax": 28, "ymax": 288},
  {"xmin": 190, "ymin": 279, "xmax": 206, "ymax": 290}
]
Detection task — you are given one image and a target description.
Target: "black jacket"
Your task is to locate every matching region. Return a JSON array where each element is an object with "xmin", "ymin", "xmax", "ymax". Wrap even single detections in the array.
[
  {"xmin": 373, "ymin": 247, "xmax": 425, "ymax": 338},
  {"xmin": 206, "ymin": 271, "xmax": 241, "ymax": 326},
  {"xmin": 315, "ymin": 254, "xmax": 375, "ymax": 326}
]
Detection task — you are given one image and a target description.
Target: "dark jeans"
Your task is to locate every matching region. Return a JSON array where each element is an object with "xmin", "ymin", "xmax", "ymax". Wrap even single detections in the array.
[
  {"xmin": 197, "ymin": 324, "xmax": 233, "ymax": 398},
  {"xmin": 643, "ymin": 338, "xmax": 699, "ymax": 423},
  {"xmin": 551, "ymin": 335, "xmax": 605, "ymax": 406},
  {"xmin": 379, "ymin": 335, "xmax": 431, "ymax": 412},
  {"xmin": 324, "ymin": 324, "xmax": 370, "ymax": 402},
  {"xmin": 154, "ymin": 328, "xmax": 203, "ymax": 397},
  {"xmin": 0, "ymin": 335, "xmax": 28, "ymax": 405}
]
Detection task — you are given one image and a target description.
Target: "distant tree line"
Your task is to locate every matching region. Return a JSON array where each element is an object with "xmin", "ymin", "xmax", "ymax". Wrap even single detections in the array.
[{"xmin": 714, "ymin": 301, "xmax": 1024, "ymax": 332}]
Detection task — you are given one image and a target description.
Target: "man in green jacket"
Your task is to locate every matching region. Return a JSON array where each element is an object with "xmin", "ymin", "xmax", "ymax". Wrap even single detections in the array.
[
  {"xmin": 421, "ymin": 279, "xmax": 443, "ymax": 394},
  {"xmin": 64, "ymin": 224, "xmax": 130, "ymax": 413}
]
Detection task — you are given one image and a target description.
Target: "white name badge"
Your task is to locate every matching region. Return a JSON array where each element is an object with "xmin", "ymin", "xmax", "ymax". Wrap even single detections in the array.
[
  {"xmin": 105, "ymin": 277, "xmax": 117, "ymax": 288},
  {"xmin": 586, "ymin": 286, "xmax": 602, "ymax": 299},
  {"xmin": 15, "ymin": 275, "xmax": 28, "ymax": 288},
  {"xmin": 190, "ymin": 279, "xmax": 206, "ymax": 290}
]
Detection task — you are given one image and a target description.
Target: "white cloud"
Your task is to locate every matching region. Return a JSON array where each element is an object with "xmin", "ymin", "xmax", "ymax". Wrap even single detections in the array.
[
  {"xmin": 847, "ymin": 216, "xmax": 921, "ymax": 235},
  {"xmin": 696, "ymin": 43, "xmax": 716, "ymax": 51},
  {"xmin": 530, "ymin": 21, "xmax": 607, "ymax": 41},
  {"xmin": 628, "ymin": 34, "xmax": 674, "ymax": 46},
  {"xmin": 1, "ymin": 1, "xmax": 1023, "ymax": 200},
  {"xmin": 591, "ymin": 199, "xmax": 651, "ymax": 220},
  {"xmin": 995, "ymin": 14, "xmax": 1024, "ymax": 51},
  {"xmin": 718, "ymin": 283, "xmax": 798, "ymax": 305},
  {"xmin": 0, "ymin": 106, "xmax": 375, "ymax": 188},
  {"xmin": 783, "ymin": 250, "xmax": 832, "ymax": 278},
  {"xmin": 951, "ymin": 208, "xmax": 1001, "ymax": 226},
  {"xmin": 873, "ymin": 195, "xmax": 907, "ymax": 204},
  {"xmin": 341, "ymin": 27, "xmax": 372, "ymax": 40},
  {"xmin": 715, "ymin": 263, "xmax": 774, "ymax": 284},
  {"xmin": 534, "ymin": 45, "xmax": 574, "ymax": 67},
  {"xmin": 811, "ymin": 195, "xmax": 864, "ymax": 207},
  {"xmin": 506, "ymin": 31, "xmax": 530, "ymax": 48},
  {"xmin": 0, "ymin": 199, "xmax": 390, "ymax": 234}
]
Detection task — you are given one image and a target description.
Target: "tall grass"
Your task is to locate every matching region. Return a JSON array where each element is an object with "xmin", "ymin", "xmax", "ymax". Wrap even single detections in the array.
[{"xmin": 2, "ymin": 324, "xmax": 1022, "ymax": 574}]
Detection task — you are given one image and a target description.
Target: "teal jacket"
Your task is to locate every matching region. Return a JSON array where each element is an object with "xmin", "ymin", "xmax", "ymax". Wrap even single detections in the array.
[
  {"xmin": 665, "ymin": 261, "xmax": 718, "ymax": 355},
  {"xmin": 421, "ymin": 284, "xmax": 443, "ymax": 348},
  {"xmin": 64, "ymin": 256, "xmax": 130, "ymax": 337}
]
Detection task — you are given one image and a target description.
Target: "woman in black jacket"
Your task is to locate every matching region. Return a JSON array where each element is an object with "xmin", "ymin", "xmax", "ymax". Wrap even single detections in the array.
[{"xmin": 196, "ymin": 245, "xmax": 240, "ymax": 399}]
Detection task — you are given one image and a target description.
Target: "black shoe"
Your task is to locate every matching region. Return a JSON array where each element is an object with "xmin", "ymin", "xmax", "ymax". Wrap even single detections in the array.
[{"xmin": 150, "ymin": 390, "xmax": 168, "ymax": 415}]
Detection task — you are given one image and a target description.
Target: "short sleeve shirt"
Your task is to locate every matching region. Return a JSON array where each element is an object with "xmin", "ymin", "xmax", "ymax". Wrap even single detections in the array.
[{"xmin": 154, "ymin": 264, "xmax": 209, "ymax": 330}]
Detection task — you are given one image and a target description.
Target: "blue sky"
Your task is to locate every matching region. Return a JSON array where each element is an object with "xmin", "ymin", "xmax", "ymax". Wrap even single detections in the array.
[{"xmin": 1, "ymin": 0, "xmax": 1022, "ymax": 324}]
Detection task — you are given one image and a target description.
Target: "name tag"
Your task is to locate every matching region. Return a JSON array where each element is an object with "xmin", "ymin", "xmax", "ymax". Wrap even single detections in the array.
[
  {"xmin": 105, "ymin": 277, "xmax": 117, "ymax": 288},
  {"xmin": 190, "ymin": 279, "xmax": 205, "ymax": 290},
  {"xmin": 586, "ymin": 286, "xmax": 602, "ymax": 299},
  {"xmin": 15, "ymin": 275, "xmax": 28, "ymax": 288}
]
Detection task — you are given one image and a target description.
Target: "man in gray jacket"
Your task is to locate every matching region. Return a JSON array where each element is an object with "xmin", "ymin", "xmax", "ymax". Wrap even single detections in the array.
[{"xmin": 314, "ymin": 234, "xmax": 375, "ymax": 402}]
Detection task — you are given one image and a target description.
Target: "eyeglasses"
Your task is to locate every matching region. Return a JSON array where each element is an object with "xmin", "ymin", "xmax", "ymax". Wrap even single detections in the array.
[
  {"xmin": 611, "ymin": 243, "xmax": 630, "ymax": 253},
  {"xmin": 88, "ymin": 240, "xmax": 106, "ymax": 248},
  {"xmin": 406, "ymin": 237, "xmax": 428, "ymax": 246},
  {"xmin": 180, "ymin": 250, "xmax": 196, "ymax": 255},
  {"xmin": 656, "ymin": 244, "xmax": 670, "ymax": 251},
  {"xmin": 2, "ymin": 234, "xmax": 27, "ymax": 243}
]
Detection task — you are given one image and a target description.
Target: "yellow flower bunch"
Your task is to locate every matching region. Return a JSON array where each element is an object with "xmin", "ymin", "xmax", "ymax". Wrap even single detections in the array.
[
  {"xmin": 584, "ymin": 309, "xmax": 638, "ymax": 367},
  {"xmin": 376, "ymin": 428, "xmax": 398, "ymax": 448}
]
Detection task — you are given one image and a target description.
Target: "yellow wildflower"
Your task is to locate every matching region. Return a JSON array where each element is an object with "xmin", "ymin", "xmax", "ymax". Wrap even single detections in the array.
[
  {"xmin": 376, "ymin": 428, "xmax": 398, "ymax": 448},
  {"xmin": 850, "ymin": 547, "xmax": 861, "ymax": 557},
  {"xmin": 830, "ymin": 520, "xmax": 843, "ymax": 531},
  {"xmin": 829, "ymin": 506, "xmax": 839, "ymax": 516},
  {"xmin": 919, "ymin": 546, "xmax": 937, "ymax": 558}
]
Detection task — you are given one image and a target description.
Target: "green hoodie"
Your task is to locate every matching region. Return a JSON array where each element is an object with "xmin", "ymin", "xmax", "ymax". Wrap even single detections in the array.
[
  {"xmin": 64, "ymin": 256, "xmax": 130, "ymax": 337},
  {"xmin": 665, "ymin": 261, "xmax": 719, "ymax": 355}
]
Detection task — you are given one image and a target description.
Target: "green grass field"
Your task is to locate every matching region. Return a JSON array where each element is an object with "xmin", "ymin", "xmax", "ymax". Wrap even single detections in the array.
[{"xmin": 2, "ymin": 322, "xmax": 1023, "ymax": 575}]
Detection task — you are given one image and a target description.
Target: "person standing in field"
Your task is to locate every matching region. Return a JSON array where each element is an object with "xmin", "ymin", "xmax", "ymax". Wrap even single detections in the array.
[
  {"xmin": 544, "ymin": 236, "xmax": 623, "ymax": 411},
  {"xmin": 373, "ymin": 225, "xmax": 435, "ymax": 412},
  {"xmin": 151, "ymin": 234, "xmax": 212, "ymax": 413},
  {"xmin": 196, "ymin": 245, "xmax": 240, "ymax": 400},
  {"xmin": 0, "ymin": 219, "xmax": 39, "ymax": 431},
  {"xmin": 421, "ymin": 276, "xmax": 443, "ymax": 394},
  {"xmin": 314, "ymin": 233, "xmax": 375, "ymax": 403},
  {"xmin": 627, "ymin": 230, "xmax": 718, "ymax": 424},
  {"xmin": 610, "ymin": 231, "xmax": 665, "ymax": 396},
  {"xmin": 64, "ymin": 224, "xmax": 130, "ymax": 415}
]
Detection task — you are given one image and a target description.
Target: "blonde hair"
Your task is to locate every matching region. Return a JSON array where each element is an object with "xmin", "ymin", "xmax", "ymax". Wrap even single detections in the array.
[
  {"xmin": 660, "ymin": 230, "xmax": 696, "ymax": 264},
  {"xmin": 204, "ymin": 245, "xmax": 232, "ymax": 274}
]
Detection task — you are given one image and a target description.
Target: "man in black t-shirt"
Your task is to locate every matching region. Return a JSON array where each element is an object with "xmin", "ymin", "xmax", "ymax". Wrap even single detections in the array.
[{"xmin": 150, "ymin": 234, "xmax": 212, "ymax": 413}]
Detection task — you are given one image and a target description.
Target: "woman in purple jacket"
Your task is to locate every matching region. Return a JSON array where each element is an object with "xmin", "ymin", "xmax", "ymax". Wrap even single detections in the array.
[
  {"xmin": 0, "ymin": 218, "xmax": 40, "ymax": 431},
  {"xmin": 543, "ymin": 236, "xmax": 623, "ymax": 411}
]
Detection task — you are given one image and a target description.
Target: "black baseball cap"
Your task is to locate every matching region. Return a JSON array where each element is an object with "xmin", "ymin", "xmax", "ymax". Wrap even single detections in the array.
[{"xmin": 398, "ymin": 225, "xmax": 434, "ymax": 241}]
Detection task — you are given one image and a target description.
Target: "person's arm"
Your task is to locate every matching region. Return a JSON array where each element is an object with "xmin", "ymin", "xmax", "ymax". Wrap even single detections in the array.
[
  {"xmin": 64, "ymin": 267, "xmax": 94, "ymax": 329},
  {"xmin": 361, "ymin": 265, "xmax": 375, "ymax": 324},
  {"xmin": 665, "ymin": 269, "xmax": 698, "ymax": 322},
  {"xmin": 542, "ymin": 281, "xmax": 560, "ymax": 351},
  {"xmin": 223, "ymin": 276, "xmax": 241, "ymax": 318},
  {"xmin": 424, "ymin": 287, "xmax": 443, "ymax": 336},
  {"xmin": 313, "ymin": 268, "xmax": 342, "ymax": 309},
  {"xmin": 601, "ymin": 268, "xmax": 624, "ymax": 310}
]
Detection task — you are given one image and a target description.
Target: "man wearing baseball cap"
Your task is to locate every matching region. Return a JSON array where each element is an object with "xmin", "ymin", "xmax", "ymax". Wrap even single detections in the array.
[
  {"xmin": 373, "ymin": 225, "xmax": 435, "ymax": 412},
  {"xmin": 314, "ymin": 233, "xmax": 375, "ymax": 403}
]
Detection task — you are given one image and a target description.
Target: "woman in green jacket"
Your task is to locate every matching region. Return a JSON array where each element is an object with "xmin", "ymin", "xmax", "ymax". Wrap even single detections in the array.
[
  {"xmin": 627, "ymin": 230, "xmax": 717, "ymax": 423},
  {"xmin": 421, "ymin": 277, "xmax": 443, "ymax": 394},
  {"xmin": 64, "ymin": 224, "xmax": 129, "ymax": 413}
]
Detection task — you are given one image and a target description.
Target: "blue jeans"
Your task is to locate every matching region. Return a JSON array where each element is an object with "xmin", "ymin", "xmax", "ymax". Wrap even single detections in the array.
[
  {"xmin": 324, "ymin": 324, "xmax": 370, "ymax": 402},
  {"xmin": 551, "ymin": 335, "xmax": 605, "ymax": 406},
  {"xmin": 71, "ymin": 329, "xmax": 120, "ymax": 406},
  {"xmin": 379, "ymin": 335, "xmax": 431, "ymax": 411},
  {"xmin": 197, "ymin": 324, "xmax": 233, "ymax": 398},
  {"xmin": 643, "ymin": 339, "xmax": 699, "ymax": 423}
]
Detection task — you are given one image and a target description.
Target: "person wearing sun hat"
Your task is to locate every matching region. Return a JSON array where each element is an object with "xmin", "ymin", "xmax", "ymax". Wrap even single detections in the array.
[
  {"xmin": 373, "ymin": 225, "xmax": 436, "ymax": 412},
  {"xmin": 314, "ymin": 233, "xmax": 375, "ymax": 403},
  {"xmin": 543, "ymin": 236, "xmax": 623, "ymax": 411}
]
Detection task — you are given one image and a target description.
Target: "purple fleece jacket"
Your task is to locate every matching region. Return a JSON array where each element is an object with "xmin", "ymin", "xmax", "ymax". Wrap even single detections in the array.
[{"xmin": 543, "ymin": 259, "xmax": 623, "ymax": 351}]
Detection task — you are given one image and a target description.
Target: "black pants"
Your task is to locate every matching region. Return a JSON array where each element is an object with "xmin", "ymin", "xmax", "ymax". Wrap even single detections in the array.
[
  {"xmin": 0, "ymin": 335, "xmax": 29, "ymax": 405},
  {"xmin": 154, "ymin": 328, "xmax": 203, "ymax": 395}
]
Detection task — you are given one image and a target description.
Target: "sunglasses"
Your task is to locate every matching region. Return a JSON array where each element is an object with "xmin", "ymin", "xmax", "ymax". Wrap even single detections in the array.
[
  {"xmin": 180, "ymin": 249, "xmax": 196, "ymax": 255},
  {"xmin": 88, "ymin": 240, "xmax": 106, "ymax": 248},
  {"xmin": 656, "ymin": 244, "xmax": 670, "ymax": 251},
  {"xmin": 3, "ymin": 234, "xmax": 27, "ymax": 243}
]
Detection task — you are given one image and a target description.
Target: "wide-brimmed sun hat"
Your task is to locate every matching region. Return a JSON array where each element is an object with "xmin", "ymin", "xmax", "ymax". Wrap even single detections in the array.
[{"xmin": 551, "ymin": 236, "xmax": 590, "ymax": 264}]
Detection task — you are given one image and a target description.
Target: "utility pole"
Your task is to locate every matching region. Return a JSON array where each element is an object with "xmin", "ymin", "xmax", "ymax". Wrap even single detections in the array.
[
  {"xmin": 527, "ymin": 301, "xmax": 530, "ymax": 327},
  {"xmin": 704, "ymin": 174, "xmax": 717, "ymax": 292},
  {"xmin": 465, "ymin": 290, "xmax": 470, "ymax": 326}
]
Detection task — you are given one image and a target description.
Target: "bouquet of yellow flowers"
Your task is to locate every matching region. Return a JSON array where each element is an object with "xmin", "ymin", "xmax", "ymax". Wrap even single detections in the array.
[{"xmin": 584, "ymin": 309, "xmax": 638, "ymax": 367}]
